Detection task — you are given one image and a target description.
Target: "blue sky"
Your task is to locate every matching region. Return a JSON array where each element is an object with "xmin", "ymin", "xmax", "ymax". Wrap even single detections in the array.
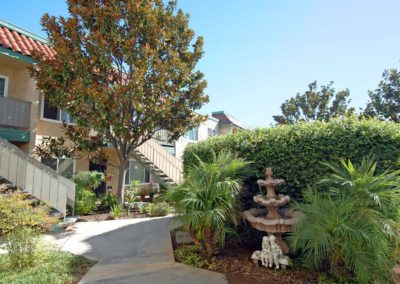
[{"xmin": 1, "ymin": 1, "xmax": 400, "ymax": 128}]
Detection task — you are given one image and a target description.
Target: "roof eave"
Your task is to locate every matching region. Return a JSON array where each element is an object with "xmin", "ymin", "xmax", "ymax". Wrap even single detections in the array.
[{"xmin": 0, "ymin": 46, "xmax": 37, "ymax": 64}]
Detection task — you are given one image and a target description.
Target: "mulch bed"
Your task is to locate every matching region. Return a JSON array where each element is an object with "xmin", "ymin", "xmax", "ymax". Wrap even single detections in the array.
[
  {"xmin": 215, "ymin": 246, "xmax": 320, "ymax": 284},
  {"xmin": 174, "ymin": 244, "xmax": 321, "ymax": 284}
]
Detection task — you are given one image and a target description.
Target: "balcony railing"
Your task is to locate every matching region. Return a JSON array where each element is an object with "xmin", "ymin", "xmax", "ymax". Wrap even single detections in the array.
[
  {"xmin": 0, "ymin": 96, "xmax": 31, "ymax": 129},
  {"xmin": 153, "ymin": 129, "xmax": 174, "ymax": 146}
]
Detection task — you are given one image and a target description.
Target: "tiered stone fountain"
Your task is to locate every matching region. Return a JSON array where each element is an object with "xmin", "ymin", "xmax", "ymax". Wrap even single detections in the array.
[{"xmin": 243, "ymin": 167, "xmax": 300, "ymax": 256}]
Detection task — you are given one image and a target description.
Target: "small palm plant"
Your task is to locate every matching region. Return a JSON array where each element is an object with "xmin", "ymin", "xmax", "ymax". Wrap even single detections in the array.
[
  {"xmin": 289, "ymin": 157, "xmax": 400, "ymax": 283},
  {"xmin": 166, "ymin": 150, "xmax": 251, "ymax": 258}
]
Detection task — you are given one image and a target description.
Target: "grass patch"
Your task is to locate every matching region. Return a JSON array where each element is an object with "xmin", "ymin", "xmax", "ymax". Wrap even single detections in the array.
[{"xmin": 0, "ymin": 247, "xmax": 95, "ymax": 284}]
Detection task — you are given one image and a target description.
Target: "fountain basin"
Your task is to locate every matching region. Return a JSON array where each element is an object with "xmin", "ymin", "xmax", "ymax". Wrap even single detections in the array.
[
  {"xmin": 242, "ymin": 208, "xmax": 301, "ymax": 234},
  {"xmin": 257, "ymin": 178, "xmax": 284, "ymax": 187},
  {"xmin": 254, "ymin": 194, "xmax": 290, "ymax": 207}
]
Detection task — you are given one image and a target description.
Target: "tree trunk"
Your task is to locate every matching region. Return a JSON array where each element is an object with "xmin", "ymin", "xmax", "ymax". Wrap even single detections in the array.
[
  {"xmin": 203, "ymin": 227, "xmax": 215, "ymax": 259},
  {"xmin": 117, "ymin": 161, "xmax": 128, "ymax": 204}
]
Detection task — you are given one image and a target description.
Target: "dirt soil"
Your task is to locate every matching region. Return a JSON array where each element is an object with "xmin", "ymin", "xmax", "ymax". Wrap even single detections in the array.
[{"xmin": 215, "ymin": 246, "xmax": 320, "ymax": 284}]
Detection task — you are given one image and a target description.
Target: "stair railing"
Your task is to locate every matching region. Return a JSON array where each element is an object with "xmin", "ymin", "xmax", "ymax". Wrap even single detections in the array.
[
  {"xmin": 136, "ymin": 138, "xmax": 183, "ymax": 184},
  {"xmin": 0, "ymin": 137, "xmax": 75, "ymax": 217}
]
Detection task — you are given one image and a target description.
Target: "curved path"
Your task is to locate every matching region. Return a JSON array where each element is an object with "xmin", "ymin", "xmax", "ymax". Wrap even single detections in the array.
[{"xmin": 47, "ymin": 216, "xmax": 227, "ymax": 284}]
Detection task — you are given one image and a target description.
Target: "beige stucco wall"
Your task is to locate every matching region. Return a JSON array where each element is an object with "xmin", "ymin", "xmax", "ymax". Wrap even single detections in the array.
[{"xmin": 0, "ymin": 54, "xmax": 40, "ymax": 153}]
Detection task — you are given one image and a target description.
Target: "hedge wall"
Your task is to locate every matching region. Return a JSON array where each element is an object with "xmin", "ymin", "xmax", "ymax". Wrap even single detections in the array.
[{"xmin": 183, "ymin": 117, "xmax": 400, "ymax": 206}]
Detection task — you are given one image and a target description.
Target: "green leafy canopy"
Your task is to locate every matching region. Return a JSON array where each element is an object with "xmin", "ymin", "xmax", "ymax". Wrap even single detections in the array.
[
  {"xmin": 273, "ymin": 81, "xmax": 354, "ymax": 125},
  {"xmin": 29, "ymin": 0, "xmax": 209, "ymax": 201}
]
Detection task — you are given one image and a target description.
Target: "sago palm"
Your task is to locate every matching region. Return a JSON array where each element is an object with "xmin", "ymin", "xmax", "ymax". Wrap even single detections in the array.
[
  {"xmin": 166, "ymin": 150, "xmax": 251, "ymax": 258},
  {"xmin": 288, "ymin": 157, "xmax": 400, "ymax": 283}
]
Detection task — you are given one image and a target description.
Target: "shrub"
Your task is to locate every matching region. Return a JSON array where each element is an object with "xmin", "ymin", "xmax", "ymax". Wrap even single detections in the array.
[
  {"xmin": 75, "ymin": 188, "xmax": 96, "ymax": 215},
  {"xmin": 288, "ymin": 157, "xmax": 400, "ymax": 283},
  {"xmin": 183, "ymin": 117, "xmax": 400, "ymax": 205},
  {"xmin": 74, "ymin": 171, "xmax": 104, "ymax": 190},
  {"xmin": 0, "ymin": 195, "xmax": 54, "ymax": 236},
  {"xmin": 74, "ymin": 171, "xmax": 103, "ymax": 215},
  {"xmin": 0, "ymin": 195, "xmax": 56, "ymax": 269},
  {"xmin": 99, "ymin": 193, "xmax": 118, "ymax": 210},
  {"xmin": 145, "ymin": 202, "xmax": 171, "ymax": 217},
  {"xmin": 166, "ymin": 150, "xmax": 251, "ymax": 258}
]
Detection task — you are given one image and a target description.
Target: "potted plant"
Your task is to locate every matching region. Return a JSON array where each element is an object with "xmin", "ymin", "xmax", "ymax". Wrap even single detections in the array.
[{"xmin": 135, "ymin": 186, "xmax": 151, "ymax": 202}]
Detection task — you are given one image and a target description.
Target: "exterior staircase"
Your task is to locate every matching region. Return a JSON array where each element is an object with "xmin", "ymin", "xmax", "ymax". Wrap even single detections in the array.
[
  {"xmin": 0, "ymin": 137, "xmax": 76, "ymax": 217},
  {"xmin": 134, "ymin": 138, "xmax": 183, "ymax": 186}
]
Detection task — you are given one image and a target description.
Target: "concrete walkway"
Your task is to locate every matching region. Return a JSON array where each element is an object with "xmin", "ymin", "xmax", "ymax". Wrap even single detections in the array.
[{"xmin": 46, "ymin": 216, "xmax": 227, "ymax": 284}]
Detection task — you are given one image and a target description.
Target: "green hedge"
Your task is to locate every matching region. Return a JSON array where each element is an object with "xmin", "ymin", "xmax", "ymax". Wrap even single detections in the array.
[{"xmin": 183, "ymin": 117, "xmax": 400, "ymax": 205}]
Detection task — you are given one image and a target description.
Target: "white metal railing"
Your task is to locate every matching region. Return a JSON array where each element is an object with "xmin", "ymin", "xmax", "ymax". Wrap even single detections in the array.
[
  {"xmin": 0, "ymin": 137, "xmax": 75, "ymax": 216},
  {"xmin": 153, "ymin": 129, "xmax": 174, "ymax": 146},
  {"xmin": 136, "ymin": 138, "xmax": 183, "ymax": 184}
]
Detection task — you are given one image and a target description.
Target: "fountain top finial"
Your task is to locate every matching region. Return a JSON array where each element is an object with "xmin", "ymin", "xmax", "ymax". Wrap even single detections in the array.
[{"xmin": 265, "ymin": 167, "xmax": 273, "ymax": 179}]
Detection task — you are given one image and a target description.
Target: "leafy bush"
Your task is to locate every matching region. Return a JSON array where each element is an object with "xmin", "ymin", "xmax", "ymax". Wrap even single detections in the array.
[
  {"xmin": 75, "ymin": 188, "xmax": 97, "ymax": 215},
  {"xmin": 99, "ymin": 193, "xmax": 118, "ymax": 210},
  {"xmin": 0, "ymin": 195, "xmax": 56, "ymax": 269},
  {"xmin": 166, "ymin": 150, "xmax": 251, "ymax": 258},
  {"xmin": 0, "ymin": 195, "xmax": 54, "ymax": 236},
  {"xmin": 74, "ymin": 171, "xmax": 104, "ymax": 190},
  {"xmin": 288, "ymin": 158, "xmax": 400, "ymax": 283},
  {"xmin": 183, "ymin": 117, "xmax": 400, "ymax": 204},
  {"xmin": 145, "ymin": 202, "xmax": 171, "ymax": 217},
  {"xmin": 74, "ymin": 171, "xmax": 103, "ymax": 215}
]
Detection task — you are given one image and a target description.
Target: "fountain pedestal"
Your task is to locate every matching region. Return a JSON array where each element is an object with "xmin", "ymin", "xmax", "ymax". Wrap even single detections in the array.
[{"xmin": 243, "ymin": 167, "xmax": 300, "ymax": 268}]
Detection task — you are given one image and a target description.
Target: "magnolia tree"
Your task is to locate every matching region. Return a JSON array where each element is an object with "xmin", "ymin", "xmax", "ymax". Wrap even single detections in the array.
[{"xmin": 30, "ymin": 0, "xmax": 208, "ymax": 203}]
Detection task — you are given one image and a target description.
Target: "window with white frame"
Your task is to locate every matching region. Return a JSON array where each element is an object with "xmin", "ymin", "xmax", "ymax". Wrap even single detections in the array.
[
  {"xmin": 184, "ymin": 127, "xmax": 198, "ymax": 141},
  {"xmin": 0, "ymin": 75, "xmax": 9, "ymax": 97},
  {"xmin": 42, "ymin": 96, "xmax": 74, "ymax": 123},
  {"xmin": 125, "ymin": 160, "xmax": 151, "ymax": 185},
  {"xmin": 41, "ymin": 158, "xmax": 74, "ymax": 179}
]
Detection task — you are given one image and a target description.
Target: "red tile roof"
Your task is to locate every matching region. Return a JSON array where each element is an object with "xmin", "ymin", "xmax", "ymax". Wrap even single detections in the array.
[{"xmin": 0, "ymin": 20, "xmax": 55, "ymax": 59}]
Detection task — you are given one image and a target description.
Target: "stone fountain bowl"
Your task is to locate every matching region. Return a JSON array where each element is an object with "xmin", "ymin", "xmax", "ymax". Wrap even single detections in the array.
[
  {"xmin": 257, "ymin": 178, "xmax": 285, "ymax": 187},
  {"xmin": 253, "ymin": 194, "xmax": 290, "ymax": 207},
  {"xmin": 242, "ymin": 207, "xmax": 302, "ymax": 234}
]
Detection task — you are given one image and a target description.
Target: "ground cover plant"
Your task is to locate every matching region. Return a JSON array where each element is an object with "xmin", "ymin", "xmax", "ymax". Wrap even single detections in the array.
[
  {"xmin": 166, "ymin": 150, "xmax": 251, "ymax": 258},
  {"xmin": 0, "ymin": 246, "xmax": 94, "ymax": 284},
  {"xmin": 288, "ymin": 157, "xmax": 400, "ymax": 283}
]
